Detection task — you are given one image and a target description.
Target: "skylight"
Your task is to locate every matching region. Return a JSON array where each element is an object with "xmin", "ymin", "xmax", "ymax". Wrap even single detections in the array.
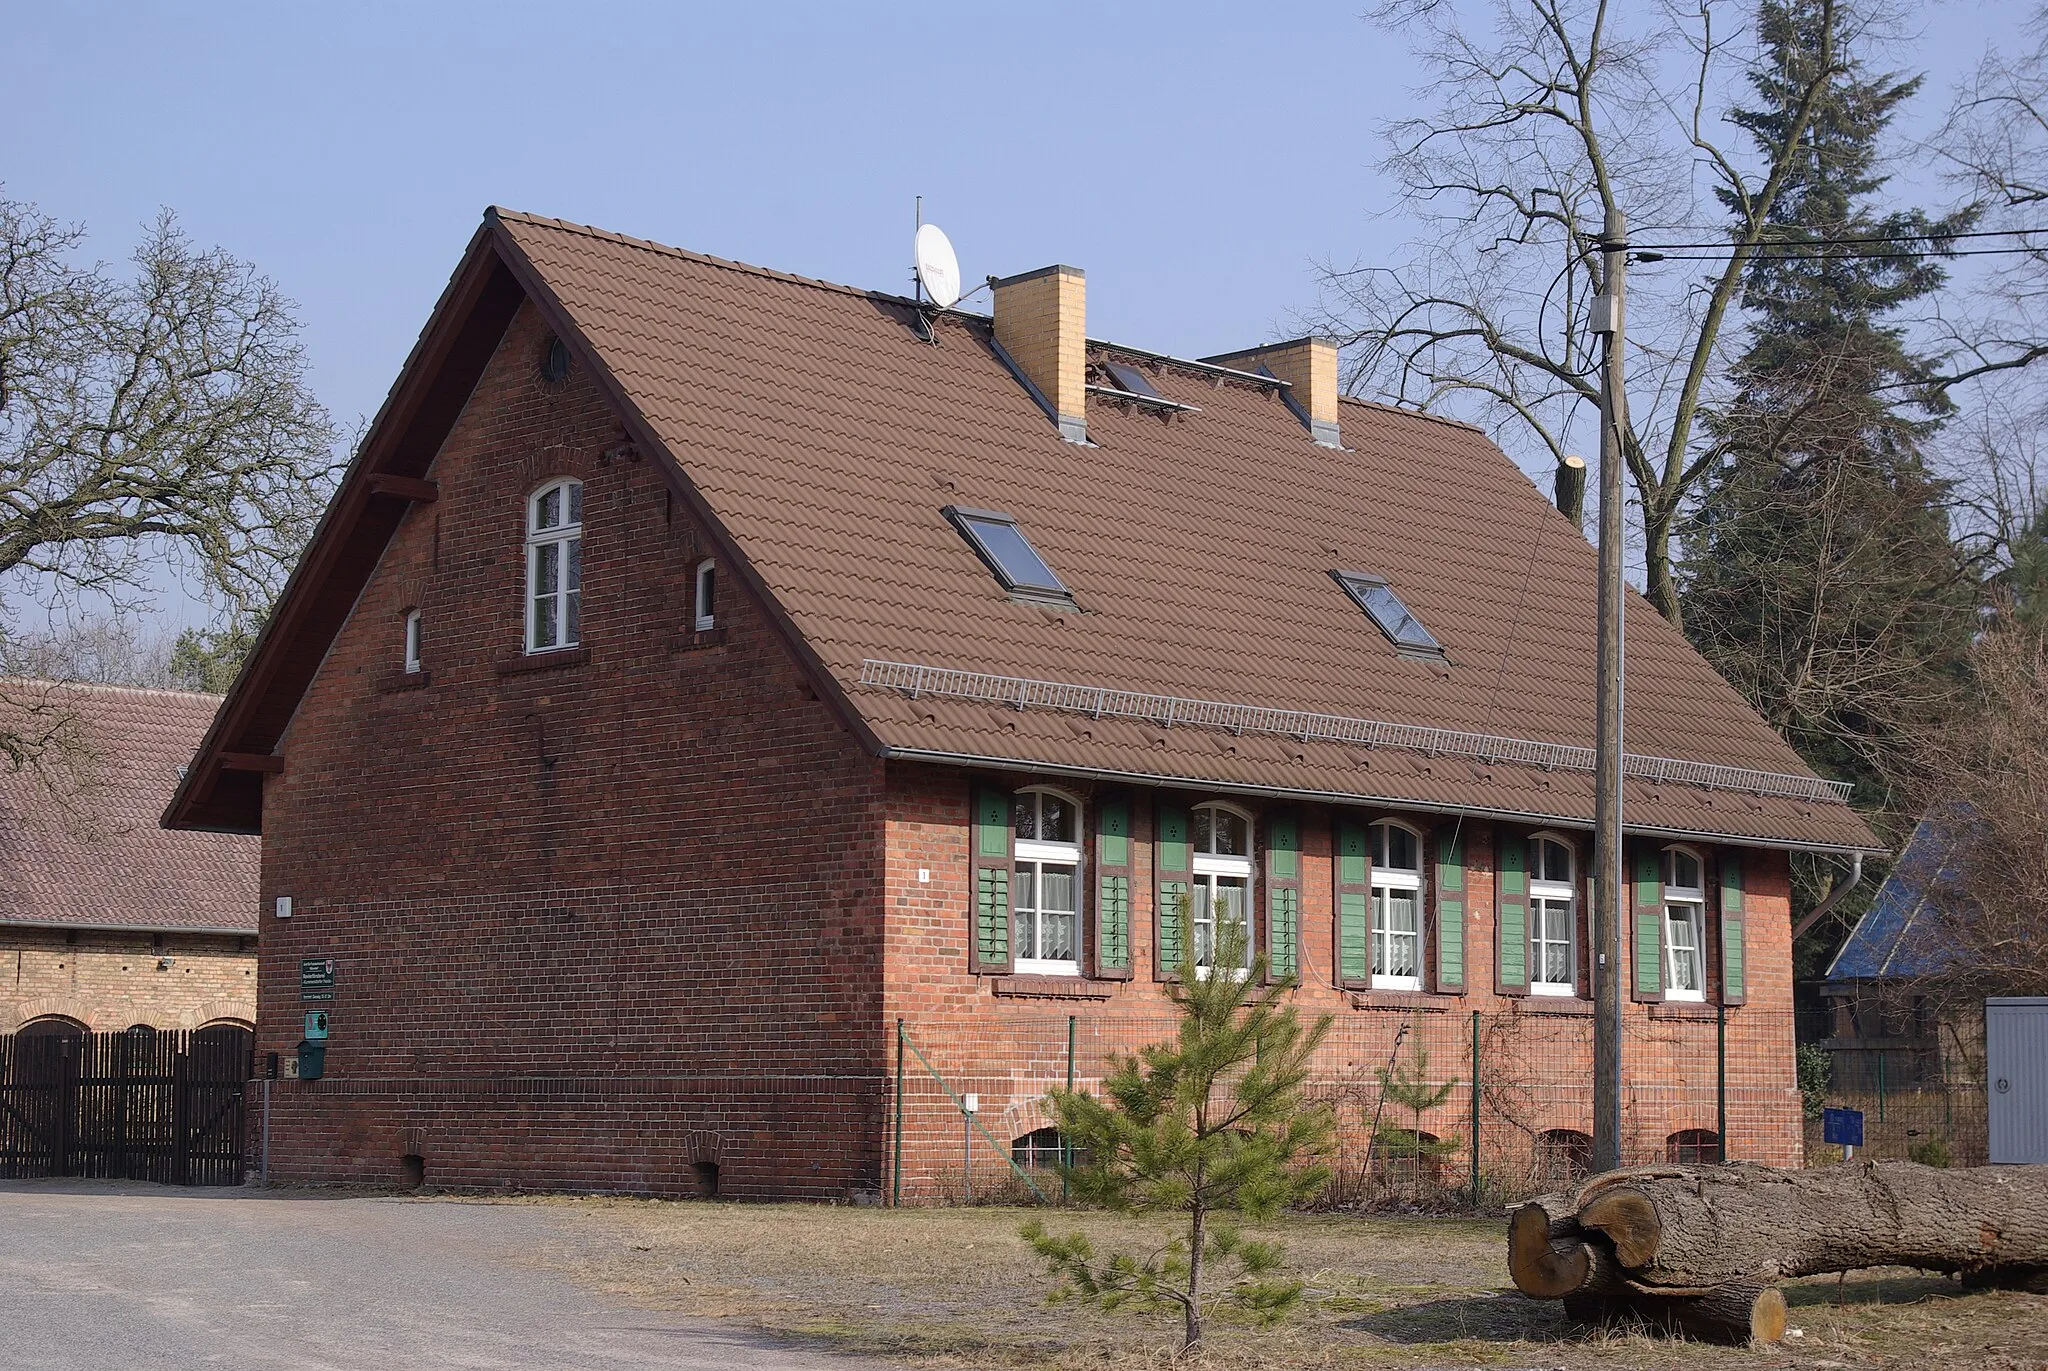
[
  {"xmin": 1332, "ymin": 571, "xmax": 1444, "ymax": 657},
  {"xmin": 944, "ymin": 506, "xmax": 1072, "ymax": 601},
  {"xmin": 1103, "ymin": 361, "xmax": 1165, "ymax": 400}
]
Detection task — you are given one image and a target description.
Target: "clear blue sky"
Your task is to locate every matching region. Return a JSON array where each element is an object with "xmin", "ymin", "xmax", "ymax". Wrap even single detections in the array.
[{"xmin": 7, "ymin": 0, "xmax": 2028, "ymax": 629}]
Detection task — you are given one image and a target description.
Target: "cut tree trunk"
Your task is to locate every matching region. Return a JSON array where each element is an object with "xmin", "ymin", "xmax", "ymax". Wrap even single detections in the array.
[
  {"xmin": 1565, "ymin": 1280, "xmax": 1787, "ymax": 1346},
  {"xmin": 1574, "ymin": 1160, "xmax": 2048, "ymax": 1288},
  {"xmin": 1507, "ymin": 1194, "xmax": 1619, "ymax": 1299}
]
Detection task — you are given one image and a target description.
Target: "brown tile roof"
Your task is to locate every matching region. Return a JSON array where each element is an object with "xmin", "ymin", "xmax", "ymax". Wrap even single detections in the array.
[
  {"xmin": 492, "ymin": 211, "xmax": 1875, "ymax": 851},
  {"xmin": 3, "ymin": 680, "xmax": 258, "ymax": 933},
  {"xmin": 163, "ymin": 208, "xmax": 1878, "ymax": 852}
]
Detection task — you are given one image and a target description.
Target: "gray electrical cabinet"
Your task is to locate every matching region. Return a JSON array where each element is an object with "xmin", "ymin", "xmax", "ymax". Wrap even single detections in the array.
[{"xmin": 1987, "ymin": 997, "xmax": 2048, "ymax": 1163}]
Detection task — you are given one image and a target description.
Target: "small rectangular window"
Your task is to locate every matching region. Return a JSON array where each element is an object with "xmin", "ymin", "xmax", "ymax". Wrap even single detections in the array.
[
  {"xmin": 694, "ymin": 559, "xmax": 717, "ymax": 631},
  {"xmin": 1332, "ymin": 571, "xmax": 1444, "ymax": 658},
  {"xmin": 1103, "ymin": 361, "xmax": 1165, "ymax": 400},
  {"xmin": 403, "ymin": 609, "xmax": 423, "ymax": 673},
  {"xmin": 942, "ymin": 506, "xmax": 1071, "ymax": 601}
]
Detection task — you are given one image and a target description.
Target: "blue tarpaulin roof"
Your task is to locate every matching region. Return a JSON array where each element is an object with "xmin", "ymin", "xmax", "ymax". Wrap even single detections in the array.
[{"xmin": 1826, "ymin": 818, "xmax": 1963, "ymax": 981}]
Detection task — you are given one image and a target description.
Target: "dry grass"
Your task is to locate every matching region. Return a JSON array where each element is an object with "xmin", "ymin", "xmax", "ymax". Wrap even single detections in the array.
[{"xmin": 497, "ymin": 1198, "xmax": 2048, "ymax": 1369}]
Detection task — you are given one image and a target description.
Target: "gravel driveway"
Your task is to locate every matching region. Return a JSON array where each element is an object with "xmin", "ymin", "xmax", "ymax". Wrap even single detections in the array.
[{"xmin": 0, "ymin": 1180, "xmax": 897, "ymax": 1371}]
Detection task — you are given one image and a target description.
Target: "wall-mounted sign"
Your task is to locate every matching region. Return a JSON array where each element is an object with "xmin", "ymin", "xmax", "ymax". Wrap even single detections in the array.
[
  {"xmin": 300, "ymin": 957, "xmax": 337, "ymax": 1002},
  {"xmin": 304, "ymin": 1010, "xmax": 330, "ymax": 1041}
]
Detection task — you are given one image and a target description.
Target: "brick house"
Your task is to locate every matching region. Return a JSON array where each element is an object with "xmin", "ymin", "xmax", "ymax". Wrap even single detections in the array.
[
  {"xmin": 164, "ymin": 209, "xmax": 1878, "ymax": 1199},
  {"xmin": 3, "ymin": 681, "xmax": 258, "ymax": 1038}
]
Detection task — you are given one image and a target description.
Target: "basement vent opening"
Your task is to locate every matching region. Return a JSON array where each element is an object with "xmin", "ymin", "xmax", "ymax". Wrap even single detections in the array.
[
  {"xmin": 942, "ymin": 505, "xmax": 1074, "ymax": 606},
  {"xmin": 692, "ymin": 1160, "xmax": 721, "ymax": 1198},
  {"xmin": 1332, "ymin": 571, "xmax": 1445, "ymax": 660}
]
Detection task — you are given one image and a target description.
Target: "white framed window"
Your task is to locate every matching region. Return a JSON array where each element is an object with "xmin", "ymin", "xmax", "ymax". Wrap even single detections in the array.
[
  {"xmin": 693, "ymin": 558, "xmax": 717, "ymax": 632},
  {"xmin": 1528, "ymin": 833, "xmax": 1578, "ymax": 996},
  {"xmin": 1370, "ymin": 820, "xmax": 1424, "ymax": 990},
  {"xmin": 403, "ymin": 609, "xmax": 423, "ymax": 674},
  {"xmin": 1013, "ymin": 788, "xmax": 1081, "ymax": 975},
  {"xmin": 525, "ymin": 478, "xmax": 583, "ymax": 653},
  {"xmin": 1663, "ymin": 846, "xmax": 1707, "ymax": 1001},
  {"xmin": 1191, "ymin": 802, "xmax": 1255, "ymax": 976}
]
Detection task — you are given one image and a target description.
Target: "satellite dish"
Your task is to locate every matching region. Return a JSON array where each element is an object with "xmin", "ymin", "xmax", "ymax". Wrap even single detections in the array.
[{"xmin": 914, "ymin": 222, "xmax": 961, "ymax": 309}]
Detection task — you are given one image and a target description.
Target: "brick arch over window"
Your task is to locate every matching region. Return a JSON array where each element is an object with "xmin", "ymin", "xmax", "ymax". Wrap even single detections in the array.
[
  {"xmin": 178, "ymin": 998, "xmax": 258, "ymax": 1031},
  {"xmin": 2, "ymin": 995, "xmax": 102, "ymax": 1034}
]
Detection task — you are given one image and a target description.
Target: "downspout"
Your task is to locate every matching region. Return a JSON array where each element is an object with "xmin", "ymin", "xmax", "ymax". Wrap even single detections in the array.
[{"xmin": 1791, "ymin": 851, "xmax": 1864, "ymax": 942}]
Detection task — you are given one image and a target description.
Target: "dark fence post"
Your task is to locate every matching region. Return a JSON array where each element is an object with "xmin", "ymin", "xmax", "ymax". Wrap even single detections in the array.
[
  {"xmin": 1062, "ymin": 1014, "xmax": 1076, "ymax": 1205},
  {"xmin": 1716, "ymin": 1002, "xmax": 1728, "ymax": 1163},
  {"xmin": 892, "ymin": 1018, "xmax": 905, "ymax": 1208},
  {"xmin": 1469, "ymin": 1010, "xmax": 1481, "ymax": 1211},
  {"xmin": 172, "ymin": 1049, "xmax": 191, "ymax": 1187}
]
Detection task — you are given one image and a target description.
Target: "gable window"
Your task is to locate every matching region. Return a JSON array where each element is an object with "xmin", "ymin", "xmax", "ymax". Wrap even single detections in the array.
[
  {"xmin": 1529, "ymin": 834, "xmax": 1578, "ymax": 996},
  {"xmin": 1192, "ymin": 802, "xmax": 1255, "ymax": 975},
  {"xmin": 1013, "ymin": 788, "xmax": 1081, "ymax": 975},
  {"xmin": 942, "ymin": 505, "xmax": 1073, "ymax": 604},
  {"xmin": 1662, "ymin": 847, "xmax": 1707, "ymax": 1001},
  {"xmin": 1332, "ymin": 571, "xmax": 1445, "ymax": 660},
  {"xmin": 694, "ymin": 558, "xmax": 717, "ymax": 631},
  {"xmin": 403, "ymin": 609, "xmax": 423, "ymax": 674},
  {"xmin": 526, "ymin": 479, "xmax": 583, "ymax": 653},
  {"xmin": 1370, "ymin": 821, "xmax": 1423, "ymax": 990}
]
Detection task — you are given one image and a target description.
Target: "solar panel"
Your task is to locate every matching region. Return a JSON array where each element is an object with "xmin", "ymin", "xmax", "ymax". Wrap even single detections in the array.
[
  {"xmin": 1332, "ymin": 571, "xmax": 1443, "ymax": 655},
  {"xmin": 943, "ymin": 506, "xmax": 1071, "ymax": 600},
  {"xmin": 1104, "ymin": 361, "xmax": 1165, "ymax": 401}
]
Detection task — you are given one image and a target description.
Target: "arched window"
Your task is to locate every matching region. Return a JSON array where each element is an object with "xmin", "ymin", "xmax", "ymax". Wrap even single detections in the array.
[
  {"xmin": 17, "ymin": 1016, "xmax": 85, "ymax": 1040},
  {"xmin": 403, "ymin": 608, "xmax": 423, "ymax": 673},
  {"xmin": 1370, "ymin": 820, "xmax": 1423, "ymax": 990},
  {"xmin": 1665, "ymin": 1128, "xmax": 1720, "ymax": 1163},
  {"xmin": 1529, "ymin": 833, "xmax": 1578, "ymax": 995},
  {"xmin": 1535, "ymin": 1128, "xmax": 1593, "ymax": 1188},
  {"xmin": 526, "ymin": 478, "xmax": 583, "ymax": 652},
  {"xmin": 693, "ymin": 558, "xmax": 717, "ymax": 632},
  {"xmin": 1192, "ymin": 803, "xmax": 1255, "ymax": 975},
  {"xmin": 1012, "ymin": 788, "xmax": 1081, "ymax": 974},
  {"xmin": 1662, "ymin": 846, "xmax": 1707, "ymax": 1001}
]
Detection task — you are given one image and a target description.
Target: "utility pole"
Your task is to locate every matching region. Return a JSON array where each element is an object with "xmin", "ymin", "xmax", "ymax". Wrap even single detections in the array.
[{"xmin": 1591, "ymin": 205, "xmax": 1628, "ymax": 1174}]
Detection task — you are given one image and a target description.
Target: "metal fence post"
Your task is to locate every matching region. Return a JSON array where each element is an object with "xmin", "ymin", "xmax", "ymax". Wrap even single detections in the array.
[
  {"xmin": 1469, "ymin": 1010, "xmax": 1481, "ymax": 1211},
  {"xmin": 1877, "ymin": 1049, "xmax": 1887, "ymax": 1123},
  {"xmin": 1063, "ymin": 1015, "xmax": 1076, "ymax": 1205},
  {"xmin": 1716, "ymin": 1001, "xmax": 1728, "ymax": 1163},
  {"xmin": 892, "ymin": 1018, "xmax": 905, "ymax": 1208}
]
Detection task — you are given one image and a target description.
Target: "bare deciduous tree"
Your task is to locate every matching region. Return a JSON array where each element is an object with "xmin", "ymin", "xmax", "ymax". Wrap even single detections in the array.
[
  {"xmin": 0, "ymin": 196, "xmax": 339, "ymax": 619},
  {"xmin": 1316, "ymin": 0, "xmax": 1874, "ymax": 625},
  {"xmin": 1904, "ymin": 615, "xmax": 2048, "ymax": 1007}
]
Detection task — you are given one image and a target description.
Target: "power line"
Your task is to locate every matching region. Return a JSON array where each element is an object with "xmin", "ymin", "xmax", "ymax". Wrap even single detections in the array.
[
  {"xmin": 1588, "ymin": 225, "xmax": 2048, "ymax": 252},
  {"xmin": 1638, "ymin": 243, "xmax": 2048, "ymax": 263}
]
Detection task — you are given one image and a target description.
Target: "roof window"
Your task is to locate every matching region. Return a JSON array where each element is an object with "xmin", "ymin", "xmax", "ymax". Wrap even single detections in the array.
[
  {"xmin": 944, "ymin": 506, "xmax": 1072, "ymax": 603},
  {"xmin": 1332, "ymin": 571, "xmax": 1444, "ymax": 659},
  {"xmin": 1104, "ymin": 362, "xmax": 1164, "ymax": 400}
]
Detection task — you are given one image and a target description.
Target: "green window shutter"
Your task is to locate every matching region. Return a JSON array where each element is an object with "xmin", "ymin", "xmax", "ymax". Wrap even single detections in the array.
[
  {"xmin": 1264, "ymin": 810, "xmax": 1302, "ymax": 984},
  {"xmin": 1154, "ymin": 800, "xmax": 1192, "ymax": 980},
  {"xmin": 1494, "ymin": 828, "xmax": 1528, "ymax": 993},
  {"xmin": 1632, "ymin": 843, "xmax": 1664, "ymax": 1002},
  {"xmin": 1093, "ymin": 795, "xmax": 1134, "ymax": 979},
  {"xmin": 1719, "ymin": 850, "xmax": 1747, "ymax": 1006},
  {"xmin": 970, "ymin": 785, "xmax": 1014, "ymax": 973},
  {"xmin": 1334, "ymin": 816, "xmax": 1371, "ymax": 988},
  {"xmin": 1434, "ymin": 825, "xmax": 1466, "ymax": 993}
]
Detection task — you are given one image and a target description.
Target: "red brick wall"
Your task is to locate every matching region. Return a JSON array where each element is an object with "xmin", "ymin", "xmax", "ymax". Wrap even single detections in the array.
[
  {"xmin": 880, "ymin": 764, "xmax": 1803, "ymax": 1202},
  {"xmin": 255, "ymin": 299, "xmax": 889, "ymax": 1198}
]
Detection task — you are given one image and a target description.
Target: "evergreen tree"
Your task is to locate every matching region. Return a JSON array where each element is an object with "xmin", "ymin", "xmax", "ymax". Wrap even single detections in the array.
[
  {"xmin": 1680, "ymin": 0, "xmax": 1979, "ymax": 825},
  {"xmin": 1021, "ymin": 908, "xmax": 1334, "ymax": 1353}
]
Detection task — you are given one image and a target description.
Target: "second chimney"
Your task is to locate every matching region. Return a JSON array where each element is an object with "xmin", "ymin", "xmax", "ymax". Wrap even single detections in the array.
[
  {"xmin": 992, "ymin": 265, "xmax": 1087, "ymax": 444},
  {"xmin": 1203, "ymin": 337, "xmax": 1342, "ymax": 448}
]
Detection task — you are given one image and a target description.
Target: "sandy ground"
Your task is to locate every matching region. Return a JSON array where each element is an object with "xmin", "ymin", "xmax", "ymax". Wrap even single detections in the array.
[{"xmin": 521, "ymin": 1197, "xmax": 2048, "ymax": 1370}]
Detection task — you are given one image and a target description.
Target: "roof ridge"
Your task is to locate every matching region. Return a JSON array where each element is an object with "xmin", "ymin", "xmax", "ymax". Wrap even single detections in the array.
[
  {"xmin": 0, "ymin": 676, "xmax": 224, "ymax": 703},
  {"xmin": 490, "ymin": 207, "xmax": 928, "ymax": 311},
  {"xmin": 1334, "ymin": 393, "xmax": 1486, "ymax": 434}
]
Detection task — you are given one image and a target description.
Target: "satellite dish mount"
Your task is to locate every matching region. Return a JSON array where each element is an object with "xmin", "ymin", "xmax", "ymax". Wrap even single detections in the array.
[{"xmin": 911, "ymin": 198, "xmax": 961, "ymax": 344}]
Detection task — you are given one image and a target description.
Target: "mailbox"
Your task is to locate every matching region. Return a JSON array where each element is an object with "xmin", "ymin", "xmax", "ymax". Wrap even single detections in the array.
[{"xmin": 296, "ymin": 1040, "xmax": 326, "ymax": 1080}]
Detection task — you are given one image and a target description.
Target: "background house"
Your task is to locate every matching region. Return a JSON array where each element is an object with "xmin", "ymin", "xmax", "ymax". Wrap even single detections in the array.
[
  {"xmin": 164, "ymin": 210, "xmax": 1880, "ymax": 1199},
  {"xmin": 2, "ymin": 680, "xmax": 259, "ymax": 1038}
]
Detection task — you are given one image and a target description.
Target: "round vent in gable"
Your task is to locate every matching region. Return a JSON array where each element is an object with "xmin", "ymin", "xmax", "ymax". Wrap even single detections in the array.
[{"xmin": 539, "ymin": 333, "xmax": 572, "ymax": 383}]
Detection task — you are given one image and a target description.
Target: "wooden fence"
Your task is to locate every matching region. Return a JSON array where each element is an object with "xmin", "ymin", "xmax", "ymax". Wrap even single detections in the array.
[{"xmin": 0, "ymin": 1026, "xmax": 251, "ymax": 1185}]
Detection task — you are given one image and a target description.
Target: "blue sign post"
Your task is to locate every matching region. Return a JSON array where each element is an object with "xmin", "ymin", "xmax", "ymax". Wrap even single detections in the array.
[{"xmin": 1823, "ymin": 1106, "xmax": 1865, "ymax": 1157}]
